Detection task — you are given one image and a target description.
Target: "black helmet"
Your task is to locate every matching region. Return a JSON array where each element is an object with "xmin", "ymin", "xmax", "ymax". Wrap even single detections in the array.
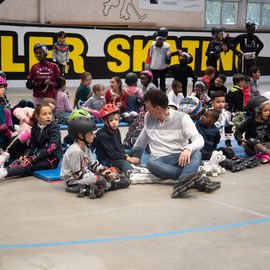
[
  {"xmin": 182, "ymin": 52, "xmax": 193, "ymax": 64},
  {"xmin": 125, "ymin": 72, "xmax": 138, "ymax": 86},
  {"xmin": 246, "ymin": 20, "xmax": 256, "ymax": 30},
  {"xmin": 247, "ymin": 96, "xmax": 269, "ymax": 115},
  {"xmin": 34, "ymin": 43, "xmax": 49, "ymax": 56},
  {"xmin": 211, "ymin": 27, "xmax": 224, "ymax": 38},
  {"xmin": 68, "ymin": 117, "xmax": 97, "ymax": 139},
  {"xmin": 158, "ymin": 27, "xmax": 168, "ymax": 38}
]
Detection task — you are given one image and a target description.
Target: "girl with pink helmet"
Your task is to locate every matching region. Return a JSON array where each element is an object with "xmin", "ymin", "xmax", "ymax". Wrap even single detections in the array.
[{"xmin": 140, "ymin": 70, "xmax": 157, "ymax": 95}]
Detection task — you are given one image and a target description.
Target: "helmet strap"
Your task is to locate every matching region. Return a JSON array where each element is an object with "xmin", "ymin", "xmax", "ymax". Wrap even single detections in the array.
[
  {"xmin": 106, "ymin": 118, "xmax": 115, "ymax": 133},
  {"xmin": 77, "ymin": 136, "xmax": 91, "ymax": 148}
]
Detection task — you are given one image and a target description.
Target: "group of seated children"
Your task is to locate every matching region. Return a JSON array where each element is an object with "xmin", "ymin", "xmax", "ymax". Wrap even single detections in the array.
[{"xmin": 0, "ymin": 58, "xmax": 269, "ymax": 199}]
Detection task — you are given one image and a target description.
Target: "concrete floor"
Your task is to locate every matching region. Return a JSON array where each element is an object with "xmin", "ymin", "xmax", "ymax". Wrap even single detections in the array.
[{"xmin": 0, "ymin": 84, "xmax": 270, "ymax": 269}]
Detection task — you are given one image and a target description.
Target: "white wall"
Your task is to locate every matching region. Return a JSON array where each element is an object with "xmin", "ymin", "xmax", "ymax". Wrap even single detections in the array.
[{"xmin": 0, "ymin": 0, "xmax": 204, "ymax": 28}]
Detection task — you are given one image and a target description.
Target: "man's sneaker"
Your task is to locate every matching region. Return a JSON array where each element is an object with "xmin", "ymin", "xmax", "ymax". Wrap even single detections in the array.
[
  {"xmin": 129, "ymin": 173, "xmax": 161, "ymax": 184},
  {"xmin": 171, "ymin": 172, "xmax": 203, "ymax": 198},
  {"xmin": 0, "ymin": 167, "xmax": 8, "ymax": 179},
  {"xmin": 126, "ymin": 168, "xmax": 140, "ymax": 178},
  {"xmin": 110, "ymin": 174, "xmax": 130, "ymax": 190},
  {"xmin": 195, "ymin": 176, "xmax": 221, "ymax": 192},
  {"xmin": 0, "ymin": 152, "xmax": 9, "ymax": 167}
]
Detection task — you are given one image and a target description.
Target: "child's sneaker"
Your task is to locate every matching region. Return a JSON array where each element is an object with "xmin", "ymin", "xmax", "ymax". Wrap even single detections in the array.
[
  {"xmin": 0, "ymin": 152, "xmax": 10, "ymax": 167},
  {"xmin": 0, "ymin": 167, "xmax": 8, "ymax": 179}
]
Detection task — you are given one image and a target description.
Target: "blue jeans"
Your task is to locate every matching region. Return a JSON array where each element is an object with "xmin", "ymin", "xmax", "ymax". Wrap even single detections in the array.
[{"xmin": 147, "ymin": 150, "xmax": 202, "ymax": 182}]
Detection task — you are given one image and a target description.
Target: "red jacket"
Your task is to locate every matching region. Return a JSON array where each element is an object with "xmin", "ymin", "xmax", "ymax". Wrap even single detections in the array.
[{"xmin": 105, "ymin": 89, "xmax": 127, "ymax": 112}]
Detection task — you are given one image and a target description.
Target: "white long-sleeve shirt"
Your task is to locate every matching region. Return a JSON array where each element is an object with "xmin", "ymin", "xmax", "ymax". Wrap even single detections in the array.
[{"xmin": 134, "ymin": 109, "xmax": 204, "ymax": 157}]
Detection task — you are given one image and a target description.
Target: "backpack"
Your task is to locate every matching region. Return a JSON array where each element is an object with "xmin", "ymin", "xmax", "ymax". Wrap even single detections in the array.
[{"xmin": 123, "ymin": 112, "xmax": 145, "ymax": 149}]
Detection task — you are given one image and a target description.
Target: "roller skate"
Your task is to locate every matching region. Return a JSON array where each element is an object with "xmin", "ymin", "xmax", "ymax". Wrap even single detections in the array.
[
  {"xmin": 171, "ymin": 172, "xmax": 204, "ymax": 198},
  {"xmin": 195, "ymin": 176, "xmax": 221, "ymax": 192}
]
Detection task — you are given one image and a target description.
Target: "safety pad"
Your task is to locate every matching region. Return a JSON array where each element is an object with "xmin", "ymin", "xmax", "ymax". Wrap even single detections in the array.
[
  {"xmin": 58, "ymin": 121, "xmax": 130, "ymax": 130},
  {"xmin": 217, "ymin": 139, "xmax": 249, "ymax": 158},
  {"xmin": 33, "ymin": 160, "xmax": 63, "ymax": 182}
]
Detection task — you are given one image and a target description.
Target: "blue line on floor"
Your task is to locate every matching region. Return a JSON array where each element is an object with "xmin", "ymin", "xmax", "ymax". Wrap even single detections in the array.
[{"xmin": 1, "ymin": 218, "xmax": 270, "ymax": 249}]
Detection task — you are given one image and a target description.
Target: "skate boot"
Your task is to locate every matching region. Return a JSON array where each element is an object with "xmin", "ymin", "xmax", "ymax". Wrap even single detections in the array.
[
  {"xmin": 0, "ymin": 167, "xmax": 8, "ymax": 179},
  {"xmin": 76, "ymin": 184, "xmax": 88, "ymax": 198},
  {"xmin": 245, "ymin": 156, "xmax": 261, "ymax": 167},
  {"xmin": 221, "ymin": 158, "xmax": 246, "ymax": 172},
  {"xmin": 195, "ymin": 176, "xmax": 221, "ymax": 192},
  {"xmin": 0, "ymin": 152, "xmax": 10, "ymax": 167},
  {"xmin": 259, "ymin": 154, "xmax": 270, "ymax": 164},
  {"xmin": 110, "ymin": 174, "xmax": 130, "ymax": 190},
  {"xmin": 88, "ymin": 185, "xmax": 105, "ymax": 199},
  {"xmin": 171, "ymin": 172, "xmax": 204, "ymax": 198}
]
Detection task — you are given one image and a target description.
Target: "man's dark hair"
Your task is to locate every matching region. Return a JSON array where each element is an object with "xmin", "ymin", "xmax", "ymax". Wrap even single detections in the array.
[
  {"xmin": 143, "ymin": 90, "xmax": 168, "ymax": 109},
  {"xmin": 248, "ymin": 66, "xmax": 260, "ymax": 77},
  {"xmin": 233, "ymin": 73, "xmax": 244, "ymax": 85},
  {"xmin": 57, "ymin": 31, "xmax": 66, "ymax": 38},
  {"xmin": 211, "ymin": 90, "xmax": 226, "ymax": 100},
  {"xmin": 243, "ymin": 75, "xmax": 250, "ymax": 82},
  {"xmin": 217, "ymin": 74, "xmax": 226, "ymax": 83},
  {"xmin": 205, "ymin": 108, "xmax": 219, "ymax": 122}
]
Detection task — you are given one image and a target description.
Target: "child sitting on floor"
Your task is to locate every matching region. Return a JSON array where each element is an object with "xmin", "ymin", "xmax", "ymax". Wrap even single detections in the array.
[
  {"xmin": 82, "ymin": 84, "xmax": 106, "ymax": 121},
  {"xmin": 202, "ymin": 66, "xmax": 216, "ymax": 91},
  {"xmin": 55, "ymin": 77, "xmax": 72, "ymax": 119},
  {"xmin": 242, "ymin": 76, "xmax": 252, "ymax": 110},
  {"xmin": 249, "ymin": 66, "xmax": 261, "ymax": 97},
  {"xmin": 61, "ymin": 111, "xmax": 130, "ymax": 199},
  {"xmin": 209, "ymin": 74, "xmax": 227, "ymax": 97},
  {"xmin": 227, "ymin": 73, "xmax": 245, "ymax": 113},
  {"xmin": 105, "ymin": 76, "xmax": 127, "ymax": 114},
  {"xmin": 235, "ymin": 96, "xmax": 270, "ymax": 163},
  {"xmin": 190, "ymin": 80, "xmax": 211, "ymax": 107},
  {"xmin": 140, "ymin": 70, "xmax": 157, "ymax": 94},
  {"xmin": 0, "ymin": 101, "xmax": 61, "ymax": 179},
  {"xmin": 122, "ymin": 72, "xmax": 143, "ymax": 123},
  {"xmin": 73, "ymin": 72, "xmax": 92, "ymax": 109},
  {"xmin": 167, "ymin": 80, "xmax": 184, "ymax": 109},
  {"xmin": 196, "ymin": 109, "xmax": 221, "ymax": 160},
  {"xmin": 211, "ymin": 91, "xmax": 234, "ymax": 148},
  {"xmin": 93, "ymin": 104, "xmax": 143, "ymax": 177}
]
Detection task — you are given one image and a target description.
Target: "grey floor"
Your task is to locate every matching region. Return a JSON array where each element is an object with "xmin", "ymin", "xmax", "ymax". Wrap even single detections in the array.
[{"xmin": 0, "ymin": 84, "xmax": 270, "ymax": 270}]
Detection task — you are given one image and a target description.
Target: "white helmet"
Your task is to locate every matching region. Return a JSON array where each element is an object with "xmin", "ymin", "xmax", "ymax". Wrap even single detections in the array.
[{"xmin": 179, "ymin": 96, "xmax": 202, "ymax": 116}]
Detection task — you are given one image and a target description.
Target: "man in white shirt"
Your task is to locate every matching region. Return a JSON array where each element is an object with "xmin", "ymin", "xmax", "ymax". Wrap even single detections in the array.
[{"xmin": 134, "ymin": 90, "xmax": 206, "ymax": 198}]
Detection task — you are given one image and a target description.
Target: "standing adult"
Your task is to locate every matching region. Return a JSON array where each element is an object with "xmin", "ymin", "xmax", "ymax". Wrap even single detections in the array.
[
  {"xmin": 133, "ymin": 90, "xmax": 206, "ymax": 198},
  {"xmin": 231, "ymin": 21, "xmax": 264, "ymax": 74},
  {"xmin": 150, "ymin": 27, "xmax": 171, "ymax": 92},
  {"xmin": 26, "ymin": 43, "xmax": 61, "ymax": 105}
]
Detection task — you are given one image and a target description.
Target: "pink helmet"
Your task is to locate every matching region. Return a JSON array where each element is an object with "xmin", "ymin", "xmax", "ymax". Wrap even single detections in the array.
[
  {"xmin": 140, "ymin": 70, "xmax": 153, "ymax": 81},
  {"xmin": 0, "ymin": 77, "xmax": 7, "ymax": 87}
]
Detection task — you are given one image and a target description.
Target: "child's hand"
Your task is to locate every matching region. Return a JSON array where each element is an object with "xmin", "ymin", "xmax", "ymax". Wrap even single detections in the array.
[
  {"xmin": 44, "ymin": 79, "xmax": 51, "ymax": 85},
  {"xmin": 101, "ymin": 169, "xmax": 114, "ymax": 181},
  {"xmin": 126, "ymin": 155, "xmax": 140, "ymax": 164},
  {"xmin": 18, "ymin": 156, "xmax": 24, "ymax": 163},
  {"xmin": 23, "ymin": 158, "xmax": 32, "ymax": 165},
  {"xmin": 240, "ymin": 139, "xmax": 247, "ymax": 148}
]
